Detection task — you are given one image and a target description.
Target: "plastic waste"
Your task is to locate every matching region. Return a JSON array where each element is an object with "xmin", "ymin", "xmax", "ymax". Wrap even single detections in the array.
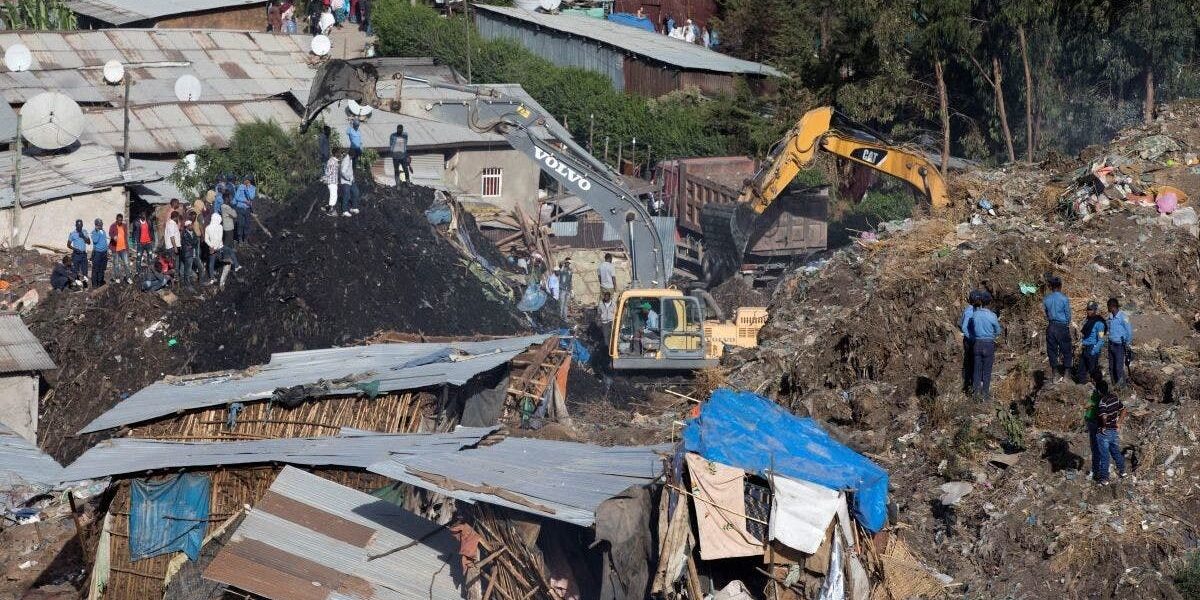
[{"xmin": 517, "ymin": 285, "xmax": 547, "ymax": 312}]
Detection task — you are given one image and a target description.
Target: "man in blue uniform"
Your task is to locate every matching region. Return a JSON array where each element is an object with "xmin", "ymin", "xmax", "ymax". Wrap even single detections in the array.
[
  {"xmin": 960, "ymin": 289, "xmax": 979, "ymax": 394},
  {"xmin": 971, "ymin": 292, "xmax": 1001, "ymax": 401},
  {"xmin": 1107, "ymin": 298, "xmax": 1133, "ymax": 386},
  {"xmin": 1043, "ymin": 276, "xmax": 1073, "ymax": 382},
  {"xmin": 1078, "ymin": 301, "xmax": 1106, "ymax": 383}
]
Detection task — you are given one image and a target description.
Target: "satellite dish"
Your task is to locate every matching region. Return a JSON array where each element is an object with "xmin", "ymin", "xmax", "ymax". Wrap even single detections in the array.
[
  {"xmin": 20, "ymin": 92, "xmax": 83, "ymax": 150},
  {"xmin": 346, "ymin": 99, "xmax": 373, "ymax": 117},
  {"xmin": 4, "ymin": 44, "xmax": 32, "ymax": 72},
  {"xmin": 311, "ymin": 34, "xmax": 331, "ymax": 56},
  {"xmin": 174, "ymin": 75, "xmax": 202, "ymax": 101},
  {"xmin": 539, "ymin": 0, "xmax": 562, "ymax": 10},
  {"xmin": 183, "ymin": 153, "xmax": 198, "ymax": 172},
  {"xmin": 102, "ymin": 60, "xmax": 125, "ymax": 84}
]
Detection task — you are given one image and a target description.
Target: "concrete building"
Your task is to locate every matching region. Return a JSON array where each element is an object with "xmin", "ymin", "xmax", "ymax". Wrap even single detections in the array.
[
  {"xmin": 472, "ymin": 4, "xmax": 782, "ymax": 97},
  {"xmin": 0, "ymin": 315, "xmax": 56, "ymax": 444},
  {"xmin": 66, "ymin": 0, "xmax": 270, "ymax": 30}
]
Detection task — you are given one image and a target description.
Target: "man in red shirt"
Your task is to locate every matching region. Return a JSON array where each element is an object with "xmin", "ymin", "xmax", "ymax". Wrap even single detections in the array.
[
  {"xmin": 108, "ymin": 213, "xmax": 132, "ymax": 284},
  {"xmin": 133, "ymin": 213, "xmax": 154, "ymax": 275}
]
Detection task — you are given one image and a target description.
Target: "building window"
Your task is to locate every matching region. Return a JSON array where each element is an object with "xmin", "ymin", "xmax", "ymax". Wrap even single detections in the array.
[{"xmin": 481, "ymin": 167, "xmax": 502, "ymax": 197}]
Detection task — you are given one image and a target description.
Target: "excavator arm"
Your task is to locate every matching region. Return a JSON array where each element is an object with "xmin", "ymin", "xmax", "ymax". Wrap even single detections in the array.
[
  {"xmin": 302, "ymin": 59, "xmax": 672, "ymax": 287},
  {"xmin": 705, "ymin": 106, "xmax": 949, "ymax": 282}
]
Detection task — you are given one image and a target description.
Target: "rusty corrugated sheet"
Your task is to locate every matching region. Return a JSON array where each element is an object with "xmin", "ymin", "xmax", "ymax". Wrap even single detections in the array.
[{"xmin": 0, "ymin": 315, "xmax": 56, "ymax": 374}]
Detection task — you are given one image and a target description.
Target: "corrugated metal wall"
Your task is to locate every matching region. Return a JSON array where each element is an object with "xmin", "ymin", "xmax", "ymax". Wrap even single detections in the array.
[{"xmin": 475, "ymin": 12, "xmax": 626, "ymax": 91}]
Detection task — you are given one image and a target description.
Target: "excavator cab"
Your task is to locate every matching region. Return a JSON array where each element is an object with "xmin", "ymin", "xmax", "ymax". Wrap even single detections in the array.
[{"xmin": 610, "ymin": 289, "xmax": 715, "ymax": 370}]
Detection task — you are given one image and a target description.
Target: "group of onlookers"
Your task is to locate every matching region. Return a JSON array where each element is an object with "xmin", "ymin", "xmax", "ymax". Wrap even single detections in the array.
[{"xmin": 53, "ymin": 175, "xmax": 257, "ymax": 294}]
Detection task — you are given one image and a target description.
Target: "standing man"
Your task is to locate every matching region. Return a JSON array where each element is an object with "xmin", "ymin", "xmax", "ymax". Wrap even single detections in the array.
[
  {"xmin": 1107, "ymin": 298, "xmax": 1133, "ymax": 387},
  {"xmin": 323, "ymin": 150, "xmax": 340, "ymax": 215},
  {"xmin": 1043, "ymin": 276, "xmax": 1073, "ymax": 382},
  {"xmin": 233, "ymin": 176, "xmax": 256, "ymax": 243},
  {"xmin": 597, "ymin": 290, "xmax": 616, "ymax": 349},
  {"xmin": 339, "ymin": 148, "xmax": 358, "ymax": 216},
  {"xmin": 960, "ymin": 289, "xmax": 978, "ymax": 394},
  {"xmin": 204, "ymin": 213, "xmax": 224, "ymax": 284},
  {"xmin": 267, "ymin": 0, "xmax": 282, "ymax": 31},
  {"xmin": 598, "ymin": 253, "xmax": 616, "ymax": 294},
  {"xmin": 133, "ymin": 213, "xmax": 154, "ymax": 273},
  {"xmin": 1078, "ymin": 301, "xmax": 1107, "ymax": 383},
  {"xmin": 557, "ymin": 257, "xmax": 573, "ymax": 320},
  {"xmin": 346, "ymin": 118, "xmax": 363, "ymax": 172},
  {"xmin": 221, "ymin": 203, "xmax": 242, "ymax": 275},
  {"xmin": 109, "ymin": 213, "xmax": 132, "ymax": 284},
  {"xmin": 1086, "ymin": 379, "xmax": 1128, "ymax": 484},
  {"xmin": 970, "ymin": 292, "xmax": 1001, "ymax": 401},
  {"xmin": 179, "ymin": 215, "xmax": 199, "ymax": 291},
  {"xmin": 389, "ymin": 125, "xmax": 411, "ymax": 185},
  {"xmin": 90, "ymin": 218, "xmax": 109, "ymax": 287},
  {"xmin": 164, "ymin": 210, "xmax": 181, "ymax": 263},
  {"xmin": 67, "ymin": 219, "xmax": 91, "ymax": 287},
  {"xmin": 318, "ymin": 125, "xmax": 332, "ymax": 165}
]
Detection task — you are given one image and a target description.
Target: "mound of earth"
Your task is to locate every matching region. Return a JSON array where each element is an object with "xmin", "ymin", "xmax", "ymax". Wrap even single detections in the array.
[{"xmin": 29, "ymin": 182, "xmax": 533, "ymax": 462}]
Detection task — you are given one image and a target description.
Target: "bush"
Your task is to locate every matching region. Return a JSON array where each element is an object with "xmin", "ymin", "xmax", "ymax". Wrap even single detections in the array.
[
  {"xmin": 169, "ymin": 120, "xmax": 326, "ymax": 202},
  {"xmin": 371, "ymin": 0, "xmax": 776, "ymax": 162},
  {"xmin": 1177, "ymin": 552, "xmax": 1200, "ymax": 599}
]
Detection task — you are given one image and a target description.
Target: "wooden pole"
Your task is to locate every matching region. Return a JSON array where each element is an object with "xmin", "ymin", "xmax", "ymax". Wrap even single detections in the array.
[
  {"xmin": 588, "ymin": 113, "xmax": 594, "ymax": 151},
  {"xmin": 122, "ymin": 74, "xmax": 131, "ymax": 171},
  {"xmin": 12, "ymin": 113, "xmax": 21, "ymax": 249}
]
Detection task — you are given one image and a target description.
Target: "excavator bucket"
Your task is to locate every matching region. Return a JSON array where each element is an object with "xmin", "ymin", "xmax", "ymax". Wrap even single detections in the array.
[
  {"xmin": 699, "ymin": 201, "xmax": 759, "ymax": 284},
  {"xmin": 301, "ymin": 58, "xmax": 409, "ymax": 131}
]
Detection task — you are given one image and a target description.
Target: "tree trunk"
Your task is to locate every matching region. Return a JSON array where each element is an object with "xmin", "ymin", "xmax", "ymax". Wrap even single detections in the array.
[
  {"xmin": 992, "ymin": 57, "xmax": 1016, "ymax": 164},
  {"xmin": 1144, "ymin": 68, "xmax": 1155, "ymax": 125},
  {"xmin": 1017, "ymin": 26, "xmax": 1034, "ymax": 163},
  {"xmin": 935, "ymin": 59, "xmax": 950, "ymax": 178}
]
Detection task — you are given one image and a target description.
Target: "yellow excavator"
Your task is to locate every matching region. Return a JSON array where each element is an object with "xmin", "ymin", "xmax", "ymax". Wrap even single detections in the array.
[{"xmin": 701, "ymin": 106, "xmax": 950, "ymax": 283}]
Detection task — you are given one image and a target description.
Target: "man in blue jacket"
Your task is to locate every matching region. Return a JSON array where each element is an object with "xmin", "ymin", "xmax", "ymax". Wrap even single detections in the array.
[
  {"xmin": 67, "ymin": 219, "xmax": 90, "ymax": 287},
  {"xmin": 233, "ymin": 175, "xmax": 256, "ymax": 243},
  {"xmin": 971, "ymin": 292, "xmax": 1001, "ymax": 401},
  {"xmin": 960, "ymin": 289, "xmax": 979, "ymax": 394},
  {"xmin": 1043, "ymin": 276, "xmax": 1073, "ymax": 382},
  {"xmin": 90, "ymin": 218, "xmax": 109, "ymax": 287},
  {"xmin": 346, "ymin": 118, "xmax": 363, "ymax": 171},
  {"xmin": 1078, "ymin": 301, "xmax": 1106, "ymax": 383},
  {"xmin": 1107, "ymin": 298, "xmax": 1133, "ymax": 386}
]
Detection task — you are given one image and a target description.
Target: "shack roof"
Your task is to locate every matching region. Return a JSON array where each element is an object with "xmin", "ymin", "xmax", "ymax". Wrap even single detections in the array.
[
  {"xmin": 61, "ymin": 427, "xmax": 498, "ymax": 481},
  {"xmin": 85, "ymin": 98, "xmax": 300, "ymax": 154},
  {"xmin": 0, "ymin": 422, "xmax": 63, "ymax": 488},
  {"xmin": 369, "ymin": 438, "xmax": 667, "ymax": 527},
  {"xmin": 0, "ymin": 315, "xmax": 56, "ymax": 373},
  {"xmin": 79, "ymin": 334, "xmax": 551, "ymax": 434},
  {"xmin": 66, "ymin": 0, "xmax": 268, "ymax": 25},
  {"xmin": 472, "ymin": 5, "xmax": 783, "ymax": 77},
  {"xmin": 0, "ymin": 92, "xmax": 15, "ymax": 143},
  {"xmin": 204, "ymin": 466, "xmax": 462, "ymax": 600},
  {"xmin": 0, "ymin": 145, "xmax": 151, "ymax": 209},
  {"xmin": 0, "ymin": 30, "xmax": 312, "ymax": 105}
]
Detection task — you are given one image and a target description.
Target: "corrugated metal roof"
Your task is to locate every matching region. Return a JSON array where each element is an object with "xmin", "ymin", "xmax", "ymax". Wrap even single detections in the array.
[
  {"xmin": 0, "ymin": 422, "xmax": 63, "ymax": 489},
  {"xmin": 0, "ymin": 144, "xmax": 131, "ymax": 209},
  {"xmin": 61, "ymin": 427, "xmax": 498, "ymax": 481},
  {"xmin": 0, "ymin": 91, "xmax": 15, "ymax": 143},
  {"xmin": 127, "ymin": 158, "xmax": 184, "ymax": 203},
  {"xmin": 369, "ymin": 438, "xmax": 667, "ymax": 527},
  {"xmin": 0, "ymin": 30, "xmax": 312, "ymax": 105},
  {"xmin": 472, "ymin": 5, "xmax": 783, "ymax": 76},
  {"xmin": 204, "ymin": 467, "xmax": 462, "ymax": 600},
  {"xmin": 79, "ymin": 334, "xmax": 551, "ymax": 434},
  {"xmin": 67, "ymin": 0, "xmax": 266, "ymax": 26},
  {"xmin": 0, "ymin": 315, "xmax": 57, "ymax": 373},
  {"xmin": 84, "ymin": 99, "xmax": 300, "ymax": 154}
]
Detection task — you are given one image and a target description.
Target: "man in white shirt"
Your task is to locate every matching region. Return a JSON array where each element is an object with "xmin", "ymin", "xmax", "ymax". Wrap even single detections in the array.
[
  {"xmin": 598, "ymin": 253, "xmax": 616, "ymax": 292},
  {"xmin": 597, "ymin": 291, "xmax": 616, "ymax": 348},
  {"xmin": 322, "ymin": 153, "xmax": 339, "ymax": 214}
]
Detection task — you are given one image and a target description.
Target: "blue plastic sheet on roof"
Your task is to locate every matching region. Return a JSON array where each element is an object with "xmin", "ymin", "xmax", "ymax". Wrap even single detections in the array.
[
  {"xmin": 607, "ymin": 12, "xmax": 656, "ymax": 32},
  {"xmin": 558, "ymin": 329, "xmax": 591, "ymax": 364},
  {"xmin": 129, "ymin": 473, "xmax": 211, "ymax": 561},
  {"xmin": 682, "ymin": 389, "xmax": 890, "ymax": 532}
]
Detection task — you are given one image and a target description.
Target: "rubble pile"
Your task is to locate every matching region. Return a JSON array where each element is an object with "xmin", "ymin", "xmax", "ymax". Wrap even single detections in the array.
[
  {"xmin": 725, "ymin": 109, "xmax": 1200, "ymax": 597},
  {"xmin": 26, "ymin": 183, "xmax": 534, "ymax": 463}
]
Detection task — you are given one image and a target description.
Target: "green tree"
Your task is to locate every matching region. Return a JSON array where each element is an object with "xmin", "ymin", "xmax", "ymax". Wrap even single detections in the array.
[
  {"xmin": 169, "ymin": 120, "xmax": 324, "ymax": 202},
  {"xmin": 1110, "ymin": 0, "xmax": 1200, "ymax": 124},
  {"xmin": 0, "ymin": 0, "xmax": 75, "ymax": 30}
]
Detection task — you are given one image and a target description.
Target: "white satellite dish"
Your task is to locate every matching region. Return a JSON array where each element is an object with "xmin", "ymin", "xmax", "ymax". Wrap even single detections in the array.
[
  {"xmin": 346, "ymin": 99, "xmax": 373, "ymax": 117},
  {"xmin": 20, "ymin": 92, "xmax": 84, "ymax": 150},
  {"xmin": 311, "ymin": 34, "xmax": 331, "ymax": 56},
  {"xmin": 102, "ymin": 60, "xmax": 125, "ymax": 84},
  {"xmin": 539, "ymin": 0, "xmax": 562, "ymax": 10},
  {"xmin": 183, "ymin": 153, "xmax": 198, "ymax": 172},
  {"xmin": 4, "ymin": 44, "xmax": 32, "ymax": 72},
  {"xmin": 174, "ymin": 74, "xmax": 202, "ymax": 101}
]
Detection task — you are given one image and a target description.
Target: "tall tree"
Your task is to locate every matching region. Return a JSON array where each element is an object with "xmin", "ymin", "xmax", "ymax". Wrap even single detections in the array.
[
  {"xmin": 1112, "ymin": 0, "xmax": 1200, "ymax": 124},
  {"xmin": 912, "ymin": 0, "xmax": 973, "ymax": 175}
]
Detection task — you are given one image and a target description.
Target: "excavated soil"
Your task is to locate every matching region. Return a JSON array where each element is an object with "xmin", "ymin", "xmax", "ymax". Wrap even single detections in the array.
[{"xmin": 29, "ymin": 183, "xmax": 534, "ymax": 463}]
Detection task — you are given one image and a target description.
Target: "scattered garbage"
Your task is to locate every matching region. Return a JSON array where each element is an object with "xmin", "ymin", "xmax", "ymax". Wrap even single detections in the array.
[
  {"xmin": 1019, "ymin": 282, "xmax": 1038, "ymax": 295},
  {"xmin": 938, "ymin": 482, "xmax": 973, "ymax": 506},
  {"xmin": 1133, "ymin": 134, "xmax": 1180, "ymax": 160}
]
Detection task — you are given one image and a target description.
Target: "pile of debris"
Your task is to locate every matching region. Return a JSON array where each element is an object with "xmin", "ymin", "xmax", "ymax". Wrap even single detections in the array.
[{"xmin": 725, "ymin": 108, "xmax": 1200, "ymax": 597}]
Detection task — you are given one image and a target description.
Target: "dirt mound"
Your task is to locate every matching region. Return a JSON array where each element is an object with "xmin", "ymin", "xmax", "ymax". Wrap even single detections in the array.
[
  {"xmin": 180, "ymin": 183, "xmax": 530, "ymax": 371},
  {"xmin": 708, "ymin": 275, "xmax": 770, "ymax": 317},
  {"xmin": 29, "ymin": 183, "xmax": 535, "ymax": 462},
  {"xmin": 726, "ymin": 187, "xmax": 1200, "ymax": 593}
]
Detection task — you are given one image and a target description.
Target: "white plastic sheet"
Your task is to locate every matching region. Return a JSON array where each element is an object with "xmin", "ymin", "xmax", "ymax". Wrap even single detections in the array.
[{"xmin": 769, "ymin": 475, "xmax": 851, "ymax": 554}]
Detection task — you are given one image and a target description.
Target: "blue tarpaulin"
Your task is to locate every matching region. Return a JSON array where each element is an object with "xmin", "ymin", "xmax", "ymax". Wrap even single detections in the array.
[
  {"xmin": 129, "ymin": 473, "xmax": 212, "ymax": 561},
  {"xmin": 557, "ymin": 329, "xmax": 591, "ymax": 364},
  {"xmin": 682, "ymin": 389, "xmax": 890, "ymax": 532},
  {"xmin": 607, "ymin": 12, "xmax": 655, "ymax": 32}
]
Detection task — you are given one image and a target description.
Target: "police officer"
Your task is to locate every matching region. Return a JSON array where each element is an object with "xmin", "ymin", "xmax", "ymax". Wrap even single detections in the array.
[
  {"xmin": 1043, "ymin": 276, "xmax": 1073, "ymax": 382},
  {"xmin": 971, "ymin": 292, "xmax": 1001, "ymax": 401},
  {"xmin": 960, "ymin": 289, "xmax": 979, "ymax": 394},
  {"xmin": 1107, "ymin": 298, "xmax": 1133, "ymax": 386}
]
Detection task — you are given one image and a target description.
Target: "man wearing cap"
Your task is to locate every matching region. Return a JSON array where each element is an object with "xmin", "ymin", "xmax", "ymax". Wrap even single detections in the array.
[
  {"xmin": 636, "ymin": 301, "xmax": 660, "ymax": 355},
  {"xmin": 67, "ymin": 219, "xmax": 90, "ymax": 287},
  {"xmin": 1043, "ymin": 276, "xmax": 1073, "ymax": 382},
  {"xmin": 90, "ymin": 218, "xmax": 109, "ymax": 287},
  {"xmin": 970, "ymin": 292, "xmax": 1001, "ymax": 401},
  {"xmin": 960, "ymin": 289, "xmax": 978, "ymax": 394},
  {"xmin": 1107, "ymin": 298, "xmax": 1133, "ymax": 386},
  {"xmin": 1078, "ymin": 301, "xmax": 1107, "ymax": 383}
]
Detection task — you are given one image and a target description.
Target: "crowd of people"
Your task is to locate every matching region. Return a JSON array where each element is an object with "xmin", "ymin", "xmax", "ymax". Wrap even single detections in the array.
[
  {"xmin": 308, "ymin": 0, "xmax": 371, "ymax": 35},
  {"xmin": 52, "ymin": 175, "xmax": 257, "ymax": 294},
  {"xmin": 959, "ymin": 275, "xmax": 1134, "ymax": 485},
  {"xmin": 636, "ymin": 8, "xmax": 718, "ymax": 49}
]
